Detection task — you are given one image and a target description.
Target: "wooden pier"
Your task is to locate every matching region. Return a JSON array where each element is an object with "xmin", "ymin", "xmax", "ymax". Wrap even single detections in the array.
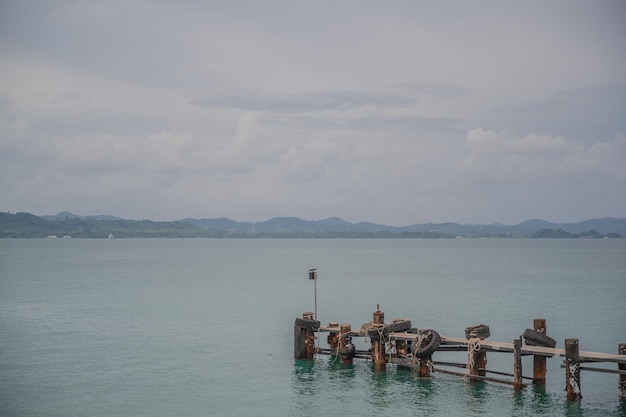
[{"xmin": 294, "ymin": 308, "xmax": 626, "ymax": 401}]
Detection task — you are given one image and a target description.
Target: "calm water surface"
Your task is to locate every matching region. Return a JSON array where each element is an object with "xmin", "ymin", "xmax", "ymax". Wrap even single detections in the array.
[{"xmin": 1, "ymin": 238, "xmax": 625, "ymax": 416}]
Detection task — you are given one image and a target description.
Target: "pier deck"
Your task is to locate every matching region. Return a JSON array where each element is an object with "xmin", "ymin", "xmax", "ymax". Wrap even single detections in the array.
[
  {"xmin": 437, "ymin": 335, "xmax": 626, "ymax": 364},
  {"xmin": 296, "ymin": 310, "xmax": 626, "ymax": 400}
]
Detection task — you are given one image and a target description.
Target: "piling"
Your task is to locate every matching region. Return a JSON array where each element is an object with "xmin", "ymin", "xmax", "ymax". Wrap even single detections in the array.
[
  {"xmin": 371, "ymin": 306, "xmax": 386, "ymax": 370},
  {"xmin": 532, "ymin": 318, "xmax": 548, "ymax": 384},
  {"xmin": 513, "ymin": 337, "xmax": 523, "ymax": 390},
  {"xmin": 294, "ymin": 312, "xmax": 319, "ymax": 360},
  {"xmin": 617, "ymin": 343, "xmax": 626, "ymax": 400},
  {"xmin": 565, "ymin": 338, "xmax": 581, "ymax": 401},
  {"xmin": 419, "ymin": 357, "xmax": 433, "ymax": 378},
  {"xmin": 467, "ymin": 340, "xmax": 486, "ymax": 381},
  {"xmin": 326, "ymin": 322, "xmax": 339, "ymax": 350},
  {"xmin": 339, "ymin": 324, "xmax": 354, "ymax": 365}
]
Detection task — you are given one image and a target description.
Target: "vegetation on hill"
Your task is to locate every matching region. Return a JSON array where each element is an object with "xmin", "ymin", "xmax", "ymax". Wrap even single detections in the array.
[{"xmin": 0, "ymin": 211, "xmax": 624, "ymax": 238}]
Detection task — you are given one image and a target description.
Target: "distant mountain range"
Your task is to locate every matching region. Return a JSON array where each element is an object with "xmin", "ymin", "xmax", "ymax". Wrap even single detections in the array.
[
  {"xmin": 0, "ymin": 211, "xmax": 623, "ymax": 238},
  {"xmin": 184, "ymin": 216, "xmax": 626, "ymax": 237}
]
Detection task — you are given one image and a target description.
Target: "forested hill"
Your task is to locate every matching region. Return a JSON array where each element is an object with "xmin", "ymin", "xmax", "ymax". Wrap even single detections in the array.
[{"xmin": 0, "ymin": 211, "xmax": 624, "ymax": 238}]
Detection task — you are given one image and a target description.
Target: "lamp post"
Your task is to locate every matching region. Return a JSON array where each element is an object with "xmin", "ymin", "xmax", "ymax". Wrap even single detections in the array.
[{"xmin": 308, "ymin": 268, "xmax": 317, "ymax": 320}]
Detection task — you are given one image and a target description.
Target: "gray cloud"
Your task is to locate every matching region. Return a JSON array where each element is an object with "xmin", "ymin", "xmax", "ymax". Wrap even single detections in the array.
[
  {"xmin": 1, "ymin": 0, "xmax": 624, "ymax": 225},
  {"xmin": 492, "ymin": 85, "xmax": 626, "ymax": 143},
  {"xmin": 268, "ymin": 115, "xmax": 467, "ymax": 135},
  {"xmin": 191, "ymin": 89, "xmax": 416, "ymax": 113}
]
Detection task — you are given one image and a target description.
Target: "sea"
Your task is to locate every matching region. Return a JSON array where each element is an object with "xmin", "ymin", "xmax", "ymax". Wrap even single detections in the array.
[{"xmin": 1, "ymin": 238, "xmax": 625, "ymax": 417}]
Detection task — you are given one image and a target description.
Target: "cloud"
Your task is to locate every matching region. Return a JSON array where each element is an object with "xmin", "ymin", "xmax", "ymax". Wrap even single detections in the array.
[
  {"xmin": 1, "ymin": 1, "xmax": 625, "ymax": 224},
  {"xmin": 457, "ymin": 128, "xmax": 626, "ymax": 198},
  {"xmin": 491, "ymin": 85, "xmax": 626, "ymax": 143},
  {"xmin": 191, "ymin": 89, "xmax": 416, "ymax": 113}
]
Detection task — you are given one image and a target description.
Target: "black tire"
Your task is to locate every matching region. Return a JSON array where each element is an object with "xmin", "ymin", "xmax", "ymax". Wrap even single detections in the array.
[
  {"xmin": 465, "ymin": 324, "xmax": 490, "ymax": 340},
  {"xmin": 411, "ymin": 329, "xmax": 441, "ymax": 358},
  {"xmin": 388, "ymin": 319, "xmax": 412, "ymax": 333},
  {"xmin": 366, "ymin": 319, "xmax": 413, "ymax": 341},
  {"xmin": 295, "ymin": 317, "xmax": 320, "ymax": 330},
  {"xmin": 523, "ymin": 329, "xmax": 556, "ymax": 348}
]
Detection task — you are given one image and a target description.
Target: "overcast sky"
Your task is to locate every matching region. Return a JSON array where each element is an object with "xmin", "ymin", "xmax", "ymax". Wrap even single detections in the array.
[{"xmin": 1, "ymin": 1, "xmax": 625, "ymax": 225}]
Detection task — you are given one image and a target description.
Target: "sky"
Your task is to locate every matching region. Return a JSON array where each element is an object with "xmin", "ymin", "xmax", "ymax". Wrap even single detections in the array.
[{"xmin": 1, "ymin": 1, "xmax": 625, "ymax": 226}]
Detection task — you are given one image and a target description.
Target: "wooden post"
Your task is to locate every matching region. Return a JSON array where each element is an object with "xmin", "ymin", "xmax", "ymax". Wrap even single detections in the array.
[
  {"xmin": 617, "ymin": 343, "xmax": 626, "ymax": 399},
  {"xmin": 327, "ymin": 332, "xmax": 339, "ymax": 350},
  {"xmin": 513, "ymin": 337, "xmax": 523, "ymax": 390},
  {"xmin": 373, "ymin": 305, "xmax": 384, "ymax": 325},
  {"xmin": 565, "ymin": 338, "xmax": 581, "ymax": 400},
  {"xmin": 533, "ymin": 318, "xmax": 547, "ymax": 384},
  {"xmin": 294, "ymin": 321, "xmax": 305, "ymax": 359},
  {"xmin": 371, "ymin": 306, "xmax": 386, "ymax": 370},
  {"xmin": 477, "ymin": 350, "xmax": 486, "ymax": 378},
  {"xmin": 339, "ymin": 324, "xmax": 353, "ymax": 365},
  {"xmin": 468, "ymin": 340, "xmax": 486, "ymax": 381},
  {"xmin": 419, "ymin": 357, "xmax": 433, "ymax": 378},
  {"xmin": 327, "ymin": 322, "xmax": 340, "ymax": 351},
  {"xmin": 294, "ymin": 313, "xmax": 319, "ymax": 360}
]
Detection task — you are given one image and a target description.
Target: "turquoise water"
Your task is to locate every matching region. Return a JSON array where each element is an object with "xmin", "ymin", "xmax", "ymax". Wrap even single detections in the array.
[{"xmin": 1, "ymin": 238, "xmax": 625, "ymax": 416}]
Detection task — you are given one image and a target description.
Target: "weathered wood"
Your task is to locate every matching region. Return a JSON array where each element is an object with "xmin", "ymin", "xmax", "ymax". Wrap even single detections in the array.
[
  {"xmin": 560, "ymin": 364, "xmax": 626, "ymax": 375},
  {"xmin": 326, "ymin": 322, "xmax": 340, "ymax": 353},
  {"xmin": 294, "ymin": 323, "xmax": 305, "ymax": 359},
  {"xmin": 396, "ymin": 339, "xmax": 408, "ymax": 356},
  {"xmin": 294, "ymin": 313, "xmax": 318, "ymax": 359},
  {"xmin": 339, "ymin": 324, "xmax": 353, "ymax": 365},
  {"xmin": 617, "ymin": 343, "xmax": 626, "ymax": 398},
  {"xmin": 304, "ymin": 313, "xmax": 625, "ymax": 400},
  {"xmin": 513, "ymin": 337, "xmax": 523, "ymax": 390},
  {"xmin": 435, "ymin": 367, "xmax": 527, "ymax": 388},
  {"xmin": 565, "ymin": 338, "xmax": 581, "ymax": 401},
  {"xmin": 373, "ymin": 306, "xmax": 384, "ymax": 325},
  {"xmin": 467, "ymin": 338, "xmax": 486, "ymax": 381},
  {"xmin": 533, "ymin": 318, "xmax": 547, "ymax": 384},
  {"xmin": 437, "ymin": 336, "xmax": 626, "ymax": 363},
  {"xmin": 419, "ymin": 357, "xmax": 433, "ymax": 378},
  {"xmin": 304, "ymin": 329, "xmax": 316, "ymax": 359},
  {"xmin": 371, "ymin": 307, "xmax": 386, "ymax": 370}
]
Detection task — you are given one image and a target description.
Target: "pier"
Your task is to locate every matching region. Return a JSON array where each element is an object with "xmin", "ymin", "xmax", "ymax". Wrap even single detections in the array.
[{"xmin": 294, "ymin": 307, "xmax": 626, "ymax": 401}]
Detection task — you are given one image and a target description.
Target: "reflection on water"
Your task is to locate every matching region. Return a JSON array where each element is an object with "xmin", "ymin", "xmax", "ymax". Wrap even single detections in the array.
[
  {"xmin": 292, "ymin": 359, "xmax": 317, "ymax": 402},
  {"xmin": 292, "ymin": 357, "xmax": 626, "ymax": 416},
  {"xmin": 465, "ymin": 381, "xmax": 488, "ymax": 414},
  {"xmin": 563, "ymin": 399, "xmax": 584, "ymax": 417}
]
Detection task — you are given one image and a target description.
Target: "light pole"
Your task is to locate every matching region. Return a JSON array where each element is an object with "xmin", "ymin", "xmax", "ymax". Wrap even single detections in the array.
[{"xmin": 308, "ymin": 268, "xmax": 317, "ymax": 320}]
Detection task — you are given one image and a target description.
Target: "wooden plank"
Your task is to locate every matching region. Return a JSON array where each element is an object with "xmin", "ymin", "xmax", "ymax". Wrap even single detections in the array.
[
  {"xmin": 434, "ymin": 367, "xmax": 527, "ymax": 388},
  {"xmin": 438, "ymin": 336, "xmax": 626, "ymax": 364},
  {"xmin": 559, "ymin": 364, "xmax": 626, "ymax": 376},
  {"xmin": 319, "ymin": 331, "xmax": 626, "ymax": 364}
]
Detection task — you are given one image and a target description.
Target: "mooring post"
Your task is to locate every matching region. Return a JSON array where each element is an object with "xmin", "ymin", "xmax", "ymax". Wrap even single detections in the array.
[
  {"xmin": 513, "ymin": 336, "xmax": 523, "ymax": 390},
  {"xmin": 533, "ymin": 318, "xmax": 548, "ymax": 384},
  {"xmin": 617, "ymin": 343, "xmax": 626, "ymax": 399},
  {"xmin": 565, "ymin": 338, "xmax": 581, "ymax": 401},
  {"xmin": 294, "ymin": 312, "xmax": 319, "ymax": 360},
  {"xmin": 294, "ymin": 321, "xmax": 305, "ymax": 359},
  {"xmin": 371, "ymin": 305, "xmax": 386, "ymax": 370},
  {"xmin": 419, "ymin": 357, "xmax": 433, "ymax": 378},
  {"xmin": 468, "ymin": 340, "xmax": 486, "ymax": 381},
  {"xmin": 339, "ymin": 324, "xmax": 353, "ymax": 365},
  {"xmin": 327, "ymin": 323, "xmax": 340, "ymax": 351}
]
